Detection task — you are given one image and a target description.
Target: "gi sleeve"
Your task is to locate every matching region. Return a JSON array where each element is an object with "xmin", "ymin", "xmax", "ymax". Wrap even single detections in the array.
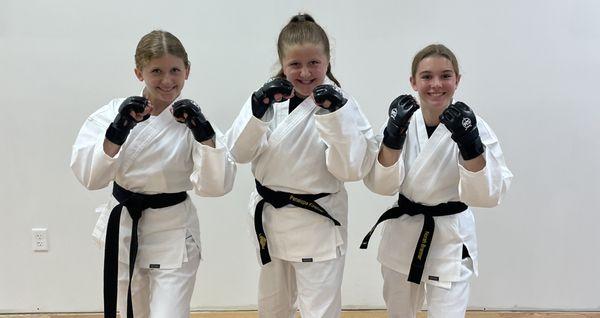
[
  {"xmin": 457, "ymin": 117, "xmax": 513, "ymax": 207},
  {"xmin": 315, "ymin": 96, "xmax": 379, "ymax": 182},
  {"xmin": 190, "ymin": 126, "xmax": 237, "ymax": 197},
  {"xmin": 363, "ymin": 127, "xmax": 406, "ymax": 195},
  {"xmin": 225, "ymin": 96, "xmax": 271, "ymax": 164},
  {"xmin": 70, "ymin": 101, "xmax": 121, "ymax": 190}
]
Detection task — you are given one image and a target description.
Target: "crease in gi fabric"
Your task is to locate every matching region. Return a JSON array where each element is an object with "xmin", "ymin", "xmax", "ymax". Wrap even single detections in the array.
[
  {"xmin": 104, "ymin": 183, "xmax": 187, "ymax": 318},
  {"xmin": 361, "ymin": 193, "xmax": 467, "ymax": 284},
  {"xmin": 254, "ymin": 179, "xmax": 340, "ymax": 265}
]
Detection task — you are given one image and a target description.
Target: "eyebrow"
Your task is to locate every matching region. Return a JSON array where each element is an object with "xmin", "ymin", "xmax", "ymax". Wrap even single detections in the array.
[{"xmin": 418, "ymin": 70, "xmax": 454, "ymax": 75}]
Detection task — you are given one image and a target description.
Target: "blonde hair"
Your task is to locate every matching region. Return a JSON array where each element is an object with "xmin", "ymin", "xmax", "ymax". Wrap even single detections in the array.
[
  {"xmin": 411, "ymin": 44, "xmax": 459, "ymax": 77},
  {"xmin": 275, "ymin": 14, "xmax": 341, "ymax": 87},
  {"xmin": 134, "ymin": 30, "xmax": 190, "ymax": 70}
]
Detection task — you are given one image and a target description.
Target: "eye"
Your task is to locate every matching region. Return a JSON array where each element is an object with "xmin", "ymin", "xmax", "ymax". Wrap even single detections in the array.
[
  {"xmin": 171, "ymin": 68, "xmax": 181, "ymax": 74},
  {"xmin": 151, "ymin": 69, "xmax": 161, "ymax": 74},
  {"xmin": 309, "ymin": 60, "xmax": 320, "ymax": 66},
  {"xmin": 420, "ymin": 74, "xmax": 431, "ymax": 80},
  {"xmin": 442, "ymin": 73, "xmax": 454, "ymax": 79}
]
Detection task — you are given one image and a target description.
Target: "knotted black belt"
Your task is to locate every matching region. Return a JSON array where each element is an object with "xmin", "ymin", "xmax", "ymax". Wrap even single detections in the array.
[
  {"xmin": 104, "ymin": 183, "xmax": 187, "ymax": 318},
  {"xmin": 254, "ymin": 180, "xmax": 339, "ymax": 265},
  {"xmin": 360, "ymin": 194, "xmax": 467, "ymax": 284}
]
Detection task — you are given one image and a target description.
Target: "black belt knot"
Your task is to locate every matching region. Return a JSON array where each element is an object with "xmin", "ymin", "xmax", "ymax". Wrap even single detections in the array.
[
  {"xmin": 254, "ymin": 180, "xmax": 338, "ymax": 265},
  {"xmin": 104, "ymin": 183, "xmax": 187, "ymax": 318},
  {"xmin": 360, "ymin": 194, "xmax": 467, "ymax": 284}
]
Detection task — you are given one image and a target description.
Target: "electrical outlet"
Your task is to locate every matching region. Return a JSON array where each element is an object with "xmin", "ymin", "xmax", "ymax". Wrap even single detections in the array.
[{"xmin": 32, "ymin": 228, "xmax": 48, "ymax": 251}]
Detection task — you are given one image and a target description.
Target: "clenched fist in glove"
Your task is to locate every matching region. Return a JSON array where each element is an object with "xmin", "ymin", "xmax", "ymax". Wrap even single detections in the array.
[
  {"xmin": 313, "ymin": 84, "xmax": 347, "ymax": 112},
  {"xmin": 382, "ymin": 95, "xmax": 420, "ymax": 150},
  {"xmin": 439, "ymin": 102, "xmax": 484, "ymax": 160},
  {"xmin": 251, "ymin": 78, "xmax": 294, "ymax": 118},
  {"xmin": 105, "ymin": 96, "xmax": 151, "ymax": 145},
  {"xmin": 172, "ymin": 99, "xmax": 215, "ymax": 143}
]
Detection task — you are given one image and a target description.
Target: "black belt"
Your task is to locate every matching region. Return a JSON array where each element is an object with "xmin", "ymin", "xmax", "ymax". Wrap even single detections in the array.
[
  {"xmin": 360, "ymin": 194, "xmax": 467, "ymax": 284},
  {"xmin": 254, "ymin": 180, "xmax": 339, "ymax": 265},
  {"xmin": 104, "ymin": 183, "xmax": 187, "ymax": 318}
]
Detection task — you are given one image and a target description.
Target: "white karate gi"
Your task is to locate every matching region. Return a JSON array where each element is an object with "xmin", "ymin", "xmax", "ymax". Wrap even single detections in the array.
[
  {"xmin": 364, "ymin": 106, "xmax": 512, "ymax": 318},
  {"xmin": 71, "ymin": 93, "xmax": 236, "ymax": 318},
  {"xmin": 226, "ymin": 85, "xmax": 378, "ymax": 318}
]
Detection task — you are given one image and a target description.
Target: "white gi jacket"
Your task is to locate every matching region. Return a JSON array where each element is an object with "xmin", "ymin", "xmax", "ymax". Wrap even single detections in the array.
[
  {"xmin": 364, "ymin": 107, "xmax": 512, "ymax": 285},
  {"xmin": 227, "ymin": 86, "xmax": 378, "ymax": 263},
  {"xmin": 71, "ymin": 94, "xmax": 236, "ymax": 269}
]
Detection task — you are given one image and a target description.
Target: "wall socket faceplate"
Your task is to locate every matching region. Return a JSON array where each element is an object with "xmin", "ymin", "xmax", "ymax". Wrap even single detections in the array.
[{"xmin": 32, "ymin": 228, "xmax": 49, "ymax": 251}]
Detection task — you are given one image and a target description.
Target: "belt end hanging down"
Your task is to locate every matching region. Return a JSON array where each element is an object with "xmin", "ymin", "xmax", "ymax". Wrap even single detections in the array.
[
  {"xmin": 359, "ymin": 238, "xmax": 370, "ymax": 249},
  {"xmin": 407, "ymin": 268, "xmax": 424, "ymax": 285},
  {"xmin": 360, "ymin": 229, "xmax": 375, "ymax": 249},
  {"xmin": 260, "ymin": 252, "xmax": 272, "ymax": 265}
]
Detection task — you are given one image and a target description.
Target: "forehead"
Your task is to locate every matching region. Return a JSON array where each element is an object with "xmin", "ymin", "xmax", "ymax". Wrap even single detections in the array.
[
  {"xmin": 143, "ymin": 53, "xmax": 186, "ymax": 69},
  {"xmin": 282, "ymin": 43, "xmax": 327, "ymax": 60},
  {"xmin": 417, "ymin": 56, "xmax": 455, "ymax": 73}
]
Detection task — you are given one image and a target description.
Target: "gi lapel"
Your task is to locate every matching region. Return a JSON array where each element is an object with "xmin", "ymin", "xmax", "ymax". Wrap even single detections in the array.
[
  {"xmin": 119, "ymin": 95, "xmax": 182, "ymax": 173},
  {"xmin": 267, "ymin": 98, "xmax": 317, "ymax": 149},
  {"xmin": 403, "ymin": 109, "xmax": 452, "ymax": 187}
]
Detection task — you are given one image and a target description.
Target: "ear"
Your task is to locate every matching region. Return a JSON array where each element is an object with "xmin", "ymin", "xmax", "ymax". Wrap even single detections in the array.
[
  {"xmin": 184, "ymin": 66, "xmax": 190, "ymax": 80},
  {"xmin": 455, "ymin": 73, "xmax": 461, "ymax": 86},
  {"xmin": 410, "ymin": 76, "xmax": 417, "ymax": 91},
  {"xmin": 134, "ymin": 68, "xmax": 144, "ymax": 81}
]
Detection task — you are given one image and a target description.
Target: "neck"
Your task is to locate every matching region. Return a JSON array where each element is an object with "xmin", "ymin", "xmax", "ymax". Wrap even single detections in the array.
[
  {"xmin": 151, "ymin": 102, "xmax": 169, "ymax": 116},
  {"xmin": 421, "ymin": 107, "xmax": 442, "ymax": 126},
  {"xmin": 143, "ymin": 87, "xmax": 173, "ymax": 116},
  {"xmin": 294, "ymin": 92, "xmax": 308, "ymax": 99}
]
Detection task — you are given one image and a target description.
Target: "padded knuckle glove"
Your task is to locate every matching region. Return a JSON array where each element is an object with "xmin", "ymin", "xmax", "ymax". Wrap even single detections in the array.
[{"xmin": 173, "ymin": 99, "xmax": 215, "ymax": 143}]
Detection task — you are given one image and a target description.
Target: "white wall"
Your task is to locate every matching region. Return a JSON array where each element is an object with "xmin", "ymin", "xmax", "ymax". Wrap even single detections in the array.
[{"xmin": 1, "ymin": 0, "xmax": 599, "ymax": 313}]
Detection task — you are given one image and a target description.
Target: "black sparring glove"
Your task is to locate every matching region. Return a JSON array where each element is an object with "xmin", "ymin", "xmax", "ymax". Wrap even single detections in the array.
[
  {"xmin": 251, "ymin": 78, "xmax": 294, "ymax": 118},
  {"xmin": 439, "ymin": 102, "xmax": 485, "ymax": 160},
  {"xmin": 382, "ymin": 95, "xmax": 420, "ymax": 150},
  {"xmin": 105, "ymin": 96, "xmax": 150, "ymax": 145},
  {"xmin": 172, "ymin": 99, "xmax": 215, "ymax": 143},
  {"xmin": 313, "ymin": 84, "xmax": 347, "ymax": 112}
]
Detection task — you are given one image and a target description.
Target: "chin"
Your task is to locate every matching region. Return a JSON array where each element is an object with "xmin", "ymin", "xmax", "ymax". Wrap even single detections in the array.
[
  {"xmin": 428, "ymin": 99, "xmax": 451, "ymax": 109},
  {"xmin": 294, "ymin": 88, "xmax": 312, "ymax": 98}
]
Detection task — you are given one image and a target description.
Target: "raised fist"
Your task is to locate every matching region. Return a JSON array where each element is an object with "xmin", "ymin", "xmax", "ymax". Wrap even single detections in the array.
[
  {"xmin": 105, "ymin": 96, "xmax": 150, "ymax": 145},
  {"xmin": 382, "ymin": 95, "xmax": 419, "ymax": 150},
  {"xmin": 439, "ymin": 102, "xmax": 484, "ymax": 160},
  {"xmin": 313, "ymin": 84, "xmax": 347, "ymax": 112},
  {"xmin": 251, "ymin": 78, "xmax": 294, "ymax": 118},
  {"xmin": 172, "ymin": 99, "xmax": 215, "ymax": 143}
]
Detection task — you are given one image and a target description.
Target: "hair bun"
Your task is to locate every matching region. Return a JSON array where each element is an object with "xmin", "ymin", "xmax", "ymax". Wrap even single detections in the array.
[{"xmin": 291, "ymin": 13, "xmax": 315, "ymax": 23}]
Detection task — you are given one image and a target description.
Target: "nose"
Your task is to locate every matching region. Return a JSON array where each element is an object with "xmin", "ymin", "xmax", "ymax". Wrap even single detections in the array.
[
  {"xmin": 300, "ymin": 66, "xmax": 311, "ymax": 78},
  {"xmin": 431, "ymin": 77, "xmax": 442, "ymax": 88},
  {"xmin": 161, "ymin": 74, "xmax": 174, "ymax": 85}
]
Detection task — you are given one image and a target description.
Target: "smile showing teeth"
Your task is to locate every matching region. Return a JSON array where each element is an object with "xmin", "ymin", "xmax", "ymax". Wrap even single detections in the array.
[
  {"xmin": 429, "ymin": 92, "xmax": 444, "ymax": 97},
  {"xmin": 159, "ymin": 87, "xmax": 175, "ymax": 92},
  {"xmin": 298, "ymin": 79, "xmax": 313, "ymax": 85}
]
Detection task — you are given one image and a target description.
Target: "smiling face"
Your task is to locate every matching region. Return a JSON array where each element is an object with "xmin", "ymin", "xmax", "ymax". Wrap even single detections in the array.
[
  {"xmin": 281, "ymin": 43, "xmax": 329, "ymax": 97},
  {"xmin": 134, "ymin": 53, "xmax": 189, "ymax": 111},
  {"xmin": 410, "ymin": 55, "xmax": 461, "ymax": 121}
]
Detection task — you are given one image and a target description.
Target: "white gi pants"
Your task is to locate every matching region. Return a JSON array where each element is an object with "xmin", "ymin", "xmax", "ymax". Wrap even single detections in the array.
[
  {"xmin": 382, "ymin": 258, "xmax": 473, "ymax": 318},
  {"xmin": 258, "ymin": 255, "xmax": 345, "ymax": 318},
  {"xmin": 116, "ymin": 235, "xmax": 200, "ymax": 318}
]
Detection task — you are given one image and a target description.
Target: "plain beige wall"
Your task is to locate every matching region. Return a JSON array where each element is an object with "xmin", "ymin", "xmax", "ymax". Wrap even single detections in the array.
[{"xmin": 1, "ymin": 0, "xmax": 599, "ymax": 313}]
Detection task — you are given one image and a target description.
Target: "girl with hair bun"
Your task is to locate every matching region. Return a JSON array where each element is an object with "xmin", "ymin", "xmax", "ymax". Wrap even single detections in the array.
[{"xmin": 227, "ymin": 13, "xmax": 378, "ymax": 318}]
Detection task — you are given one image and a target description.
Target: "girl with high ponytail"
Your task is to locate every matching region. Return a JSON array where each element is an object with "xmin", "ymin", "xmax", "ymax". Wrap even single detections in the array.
[{"xmin": 226, "ymin": 13, "xmax": 378, "ymax": 318}]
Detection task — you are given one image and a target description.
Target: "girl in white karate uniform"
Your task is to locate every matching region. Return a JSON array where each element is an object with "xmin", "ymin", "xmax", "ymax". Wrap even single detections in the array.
[
  {"xmin": 71, "ymin": 30, "xmax": 236, "ymax": 318},
  {"xmin": 363, "ymin": 44, "xmax": 513, "ymax": 318},
  {"xmin": 226, "ymin": 14, "xmax": 378, "ymax": 318}
]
